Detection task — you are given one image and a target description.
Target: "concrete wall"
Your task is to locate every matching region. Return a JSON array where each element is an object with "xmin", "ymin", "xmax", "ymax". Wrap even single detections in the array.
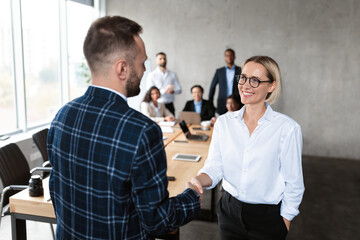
[{"xmin": 107, "ymin": 0, "xmax": 360, "ymax": 160}]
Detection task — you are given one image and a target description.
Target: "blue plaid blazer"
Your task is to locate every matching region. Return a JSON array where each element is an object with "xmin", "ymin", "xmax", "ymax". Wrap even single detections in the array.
[{"xmin": 48, "ymin": 86, "xmax": 200, "ymax": 240}]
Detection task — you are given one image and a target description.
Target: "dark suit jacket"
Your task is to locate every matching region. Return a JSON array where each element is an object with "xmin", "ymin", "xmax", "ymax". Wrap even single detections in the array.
[
  {"xmin": 182, "ymin": 99, "xmax": 215, "ymax": 121},
  {"xmin": 208, "ymin": 66, "xmax": 241, "ymax": 115}
]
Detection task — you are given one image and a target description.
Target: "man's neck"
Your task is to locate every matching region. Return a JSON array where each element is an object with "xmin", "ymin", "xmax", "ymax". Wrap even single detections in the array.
[
  {"xmin": 159, "ymin": 66, "xmax": 166, "ymax": 73},
  {"xmin": 226, "ymin": 64, "xmax": 234, "ymax": 69},
  {"xmin": 92, "ymin": 78, "xmax": 127, "ymax": 97}
]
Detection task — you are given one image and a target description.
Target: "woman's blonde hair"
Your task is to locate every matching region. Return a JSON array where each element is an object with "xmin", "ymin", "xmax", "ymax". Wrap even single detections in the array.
[{"xmin": 242, "ymin": 56, "xmax": 282, "ymax": 105}]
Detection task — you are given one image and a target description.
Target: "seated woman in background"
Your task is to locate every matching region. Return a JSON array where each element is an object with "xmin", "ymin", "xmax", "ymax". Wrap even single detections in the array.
[
  {"xmin": 226, "ymin": 94, "xmax": 243, "ymax": 112},
  {"xmin": 210, "ymin": 94, "xmax": 243, "ymax": 125},
  {"xmin": 141, "ymin": 86, "xmax": 175, "ymax": 122},
  {"xmin": 182, "ymin": 85, "xmax": 215, "ymax": 121}
]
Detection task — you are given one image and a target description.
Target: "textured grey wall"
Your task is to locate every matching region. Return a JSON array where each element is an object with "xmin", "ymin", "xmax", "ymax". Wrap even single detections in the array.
[{"xmin": 107, "ymin": 0, "xmax": 360, "ymax": 159}]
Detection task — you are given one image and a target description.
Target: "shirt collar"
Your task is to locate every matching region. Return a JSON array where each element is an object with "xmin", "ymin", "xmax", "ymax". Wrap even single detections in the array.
[
  {"xmin": 232, "ymin": 103, "xmax": 274, "ymax": 123},
  {"xmin": 156, "ymin": 66, "xmax": 167, "ymax": 74},
  {"xmin": 194, "ymin": 100, "xmax": 203, "ymax": 105},
  {"xmin": 225, "ymin": 65, "xmax": 235, "ymax": 71},
  {"xmin": 92, "ymin": 85, "xmax": 127, "ymax": 102}
]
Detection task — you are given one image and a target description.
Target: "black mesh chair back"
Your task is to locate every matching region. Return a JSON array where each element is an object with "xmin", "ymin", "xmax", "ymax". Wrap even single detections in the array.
[
  {"xmin": 32, "ymin": 128, "xmax": 49, "ymax": 162},
  {"xmin": 0, "ymin": 143, "xmax": 30, "ymax": 206}
]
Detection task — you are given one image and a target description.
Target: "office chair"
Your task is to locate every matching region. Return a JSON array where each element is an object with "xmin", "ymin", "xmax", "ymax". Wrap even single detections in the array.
[
  {"xmin": 0, "ymin": 143, "xmax": 54, "ymax": 238},
  {"xmin": 32, "ymin": 128, "xmax": 51, "ymax": 178},
  {"xmin": 32, "ymin": 128, "xmax": 50, "ymax": 164}
]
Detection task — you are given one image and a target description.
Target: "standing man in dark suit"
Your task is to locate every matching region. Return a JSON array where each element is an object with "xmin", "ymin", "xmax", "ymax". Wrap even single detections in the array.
[
  {"xmin": 183, "ymin": 85, "xmax": 215, "ymax": 121},
  {"xmin": 209, "ymin": 49, "xmax": 241, "ymax": 115},
  {"xmin": 48, "ymin": 16, "xmax": 200, "ymax": 240}
]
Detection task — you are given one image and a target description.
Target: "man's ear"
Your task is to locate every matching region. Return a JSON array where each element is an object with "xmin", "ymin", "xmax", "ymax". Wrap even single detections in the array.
[{"xmin": 115, "ymin": 59, "xmax": 128, "ymax": 81}]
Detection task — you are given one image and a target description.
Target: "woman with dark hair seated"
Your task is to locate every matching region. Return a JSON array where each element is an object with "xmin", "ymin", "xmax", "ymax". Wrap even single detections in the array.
[
  {"xmin": 226, "ymin": 94, "xmax": 243, "ymax": 112},
  {"xmin": 182, "ymin": 85, "xmax": 215, "ymax": 121},
  {"xmin": 140, "ymin": 86, "xmax": 175, "ymax": 122}
]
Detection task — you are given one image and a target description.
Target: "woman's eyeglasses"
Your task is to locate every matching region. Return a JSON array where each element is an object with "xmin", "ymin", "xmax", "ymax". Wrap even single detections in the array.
[{"xmin": 235, "ymin": 75, "xmax": 273, "ymax": 88}]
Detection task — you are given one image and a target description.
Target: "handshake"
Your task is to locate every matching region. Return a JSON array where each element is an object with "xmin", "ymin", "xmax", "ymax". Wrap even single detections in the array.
[{"xmin": 185, "ymin": 173, "xmax": 212, "ymax": 206}]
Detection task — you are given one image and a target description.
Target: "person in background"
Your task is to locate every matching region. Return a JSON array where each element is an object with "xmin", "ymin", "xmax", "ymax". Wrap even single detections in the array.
[
  {"xmin": 226, "ymin": 94, "xmax": 243, "ymax": 112},
  {"xmin": 191, "ymin": 56, "xmax": 304, "ymax": 240},
  {"xmin": 48, "ymin": 16, "xmax": 201, "ymax": 240},
  {"xmin": 182, "ymin": 85, "xmax": 215, "ymax": 121},
  {"xmin": 210, "ymin": 94, "xmax": 243, "ymax": 125},
  {"xmin": 146, "ymin": 52, "xmax": 182, "ymax": 115},
  {"xmin": 141, "ymin": 86, "xmax": 175, "ymax": 122},
  {"xmin": 209, "ymin": 48, "xmax": 242, "ymax": 115}
]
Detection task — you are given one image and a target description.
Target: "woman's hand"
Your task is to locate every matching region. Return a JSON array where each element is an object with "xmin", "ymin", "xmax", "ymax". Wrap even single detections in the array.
[
  {"xmin": 283, "ymin": 217, "xmax": 290, "ymax": 231},
  {"xmin": 188, "ymin": 173, "xmax": 213, "ymax": 207},
  {"xmin": 164, "ymin": 116, "xmax": 175, "ymax": 121}
]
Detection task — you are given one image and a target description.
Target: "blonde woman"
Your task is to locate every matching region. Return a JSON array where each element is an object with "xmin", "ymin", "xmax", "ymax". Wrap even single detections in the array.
[{"xmin": 191, "ymin": 56, "xmax": 304, "ymax": 240}]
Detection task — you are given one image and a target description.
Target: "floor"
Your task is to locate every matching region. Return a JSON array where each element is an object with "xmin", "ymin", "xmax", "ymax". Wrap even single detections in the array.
[{"xmin": 1, "ymin": 156, "xmax": 360, "ymax": 240}]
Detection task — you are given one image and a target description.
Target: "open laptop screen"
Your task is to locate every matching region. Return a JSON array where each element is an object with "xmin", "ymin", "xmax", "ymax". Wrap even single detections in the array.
[{"xmin": 179, "ymin": 120, "xmax": 190, "ymax": 136}]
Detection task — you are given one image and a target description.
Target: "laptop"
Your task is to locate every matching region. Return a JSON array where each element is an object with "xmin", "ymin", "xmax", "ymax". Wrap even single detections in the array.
[
  {"xmin": 179, "ymin": 120, "xmax": 209, "ymax": 141},
  {"xmin": 178, "ymin": 111, "xmax": 201, "ymax": 125}
]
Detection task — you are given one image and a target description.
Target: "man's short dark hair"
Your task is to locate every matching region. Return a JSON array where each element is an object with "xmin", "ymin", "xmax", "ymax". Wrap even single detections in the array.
[
  {"xmin": 191, "ymin": 85, "xmax": 204, "ymax": 94},
  {"xmin": 225, "ymin": 48, "xmax": 235, "ymax": 56},
  {"xmin": 83, "ymin": 16, "xmax": 143, "ymax": 73},
  {"xmin": 156, "ymin": 52, "xmax": 166, "ymax": 57}
]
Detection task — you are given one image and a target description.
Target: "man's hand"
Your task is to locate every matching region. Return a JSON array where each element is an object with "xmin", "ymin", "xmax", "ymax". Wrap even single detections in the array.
[
  {"xmin": 283, "ymin": 217, "xmax": 290, "ymax": 231},
  {"xmin": 186, "ymin": 182, "xmax": 203, "ymax": 206},
  {"xmin": 164, "ymin": 84, "xmax": 175, "ymax": 94}
]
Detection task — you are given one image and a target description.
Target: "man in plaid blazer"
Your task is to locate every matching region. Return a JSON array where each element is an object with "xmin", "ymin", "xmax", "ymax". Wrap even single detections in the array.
[{"xmin": 48, "ymin": 16, "xmax": 201, "ymax": 240}]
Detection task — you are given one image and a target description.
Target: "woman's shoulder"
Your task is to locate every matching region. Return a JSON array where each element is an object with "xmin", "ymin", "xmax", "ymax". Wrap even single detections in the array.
[
  {"xmin": 271, "ymin": 109, "xmax": 301, "ymax": 130},
  {"xmin": 140, "ymin": 101, "xmax": 151, "ymax": 109}
]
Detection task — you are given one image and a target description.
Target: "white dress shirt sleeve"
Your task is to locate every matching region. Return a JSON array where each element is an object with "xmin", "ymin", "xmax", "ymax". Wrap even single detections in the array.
[
  {"xmin": 146, "ymin": 72, "xmax": 155, "ymax": 90},
  {"xmin": 280, "ymin": 124, "xmax": 305, "ymax": 221},
  {"xmin": 172, "ymin": 73, "xmax": 182, "ymax": 95},
  {"xmin": 198, "ymin": 119, "xmax": 224, "ymax": 189}
]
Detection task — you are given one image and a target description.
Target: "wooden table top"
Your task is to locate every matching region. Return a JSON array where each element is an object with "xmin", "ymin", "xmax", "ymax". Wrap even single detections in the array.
[
  {"xmin": 9, "ymin": 125, "xmax": 212, "ymax": 216},
  {"xmin": 9, "ymin": 177, "xmax": 56, "ymax": 218},
  {"xmin": 165, "ymin": 126, "xmax": 212, "ymax": 197},
  {"xmin": 163, "ymin": 127, "xmax": 182, "ymax": 147}
]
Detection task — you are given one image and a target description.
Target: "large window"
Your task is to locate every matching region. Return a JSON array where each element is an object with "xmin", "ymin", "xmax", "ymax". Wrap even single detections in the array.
[
  {"xmin": 21, "ymin": 0, "xmax": 62, "ymax": 127},
  {"xmin": 67, "ymin": 1, "xmax": 95, "ymax": 100},
  {"xmin": 0, "ymin": 0, "xmax": 16, "ymax": 134},
  {"xmin": 0, "ymin": 0, "xmax": 103, "ymax": 136}
]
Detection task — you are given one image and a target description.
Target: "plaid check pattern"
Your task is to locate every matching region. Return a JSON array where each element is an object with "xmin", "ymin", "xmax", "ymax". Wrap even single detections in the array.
[{"xmin": 48, "ymin": 86, "xmax": 200, "ymax": 239}]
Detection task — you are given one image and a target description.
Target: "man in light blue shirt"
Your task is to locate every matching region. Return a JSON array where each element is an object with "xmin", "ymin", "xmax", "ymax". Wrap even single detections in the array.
[
  {"xmin": 226, "ymin": 64, "xmax": 236, "ymax": 97},
  {"xmin": 183, "ymin": 85, "xmax": 215, "ymax": 121}
]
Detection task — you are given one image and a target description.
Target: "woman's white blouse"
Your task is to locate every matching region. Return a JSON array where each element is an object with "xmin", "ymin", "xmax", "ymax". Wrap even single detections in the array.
[
  {"xmin": 150, "ymin": 101, "xmax": 161, "ymax": 117},
  {"xmin": 198, "ymin": 104, "xmax": 305, "ymax": 221}
]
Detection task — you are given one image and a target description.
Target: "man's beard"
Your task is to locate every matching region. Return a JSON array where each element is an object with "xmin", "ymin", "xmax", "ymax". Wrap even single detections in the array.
[
  {"xmin": 159, "ymin": 63, "xmax": 166, "ymax": 68},
  {"xmin": 126, "ymin": 69, "xmax": 141, "ymax": 98}
]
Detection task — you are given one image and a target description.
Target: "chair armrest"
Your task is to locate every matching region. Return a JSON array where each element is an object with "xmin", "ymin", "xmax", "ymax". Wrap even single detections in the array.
[
  {"xmin": 0, "ymin": 185, "xmax": 28, "ymax": 224},
  {"xmin": 30, "ymin": 167, "xmax": 52, "ymax": 175},
  {"xmin": 42, "ymin": 160, "xmax": 52, "ymax": 167}
]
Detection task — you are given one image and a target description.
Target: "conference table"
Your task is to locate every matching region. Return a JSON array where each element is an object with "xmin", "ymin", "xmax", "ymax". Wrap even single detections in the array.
[{"xmin": 9, "ymin": 125, "xmax": 213, "ymax": 240}]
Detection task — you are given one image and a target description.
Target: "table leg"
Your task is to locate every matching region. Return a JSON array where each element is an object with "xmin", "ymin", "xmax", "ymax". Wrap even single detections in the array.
[{"xmin": 11, "ymin": 214, "xmax": 27, "ymax": 240}]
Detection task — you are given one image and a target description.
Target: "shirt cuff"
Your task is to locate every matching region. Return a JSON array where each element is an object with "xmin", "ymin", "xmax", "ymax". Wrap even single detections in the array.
[{"xmin": 280, "ymin": 203, "xmax": 300, "ymax": 221}]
